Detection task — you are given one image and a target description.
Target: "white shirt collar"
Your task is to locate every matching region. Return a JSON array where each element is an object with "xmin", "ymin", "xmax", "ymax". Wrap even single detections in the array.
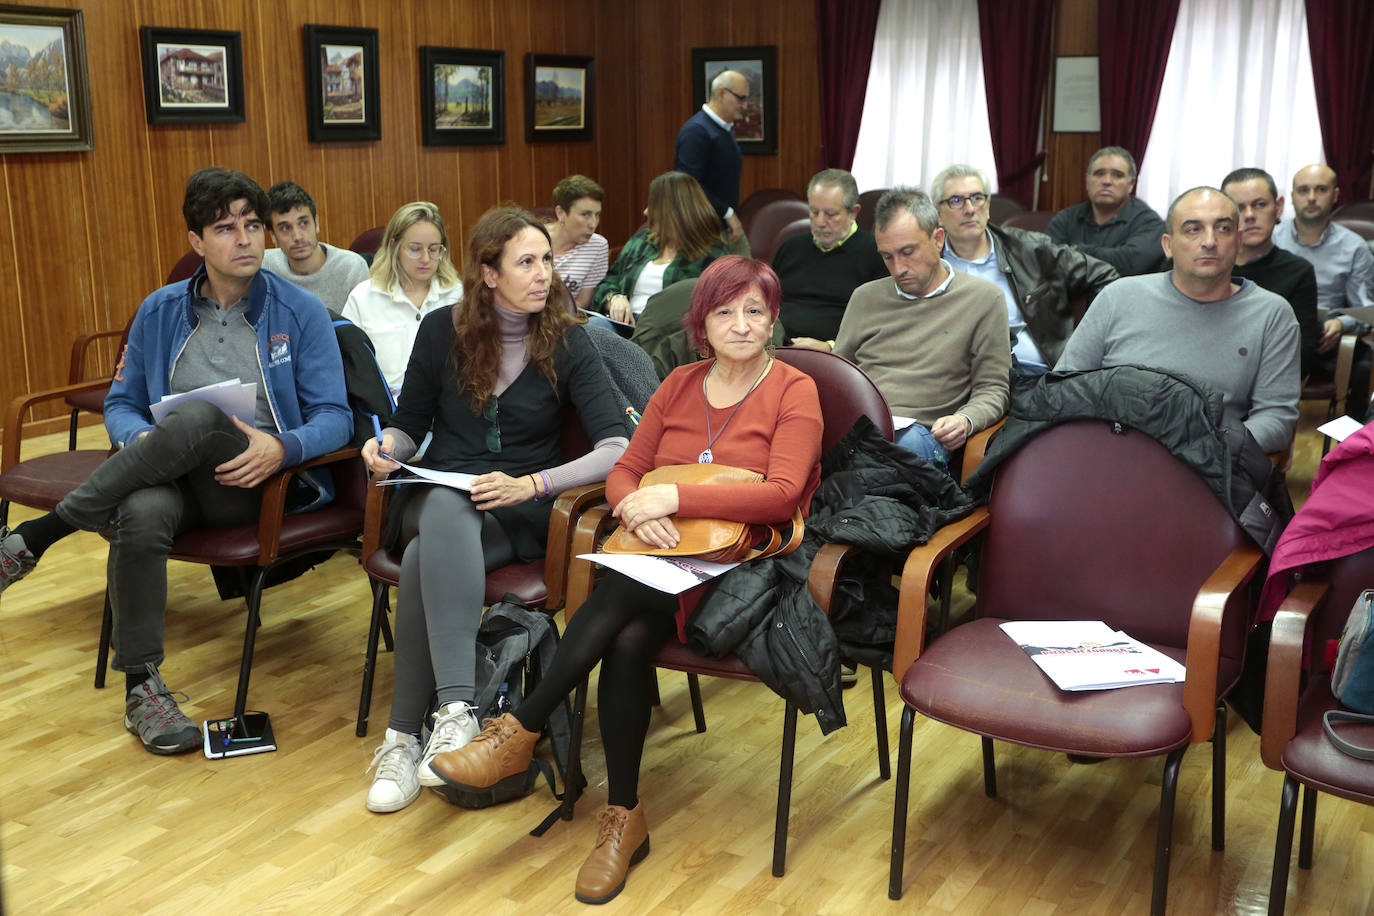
[
  {"xmin": 894, "ymin": 260, "xmax": 955, "ymax": 300},
  {"xmin": 701, "ymin": 103, "xmax": 731, "ymax": 131}
]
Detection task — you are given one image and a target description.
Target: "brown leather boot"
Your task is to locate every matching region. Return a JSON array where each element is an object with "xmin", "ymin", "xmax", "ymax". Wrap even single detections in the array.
[
  {"xmin": 574, "ymin": 801, "xmax": 650, "ymax": 905},
  {"xmin": 429, "ymin": 713, "xmax": 538, "ymax": 789}
]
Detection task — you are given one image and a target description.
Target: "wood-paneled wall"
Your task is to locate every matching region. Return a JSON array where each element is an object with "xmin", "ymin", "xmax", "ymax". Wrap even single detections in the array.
[
  {"xmin": 1042, "ymin": 0, "xmax": 1101, "ymax": 212},
  {"xmin": 0, "ymin": 0, "xmax": 821, "ymax": 437}
]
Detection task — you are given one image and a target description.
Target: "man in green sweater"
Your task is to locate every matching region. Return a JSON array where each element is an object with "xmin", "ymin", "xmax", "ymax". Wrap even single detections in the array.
[
  {"xmin": 834, "ymin": 187, "xmax": 1010, "ymax": 472},
  {"xmin": 1057, "ymin": 187, "xmax": 1300, "ymax": 453}
]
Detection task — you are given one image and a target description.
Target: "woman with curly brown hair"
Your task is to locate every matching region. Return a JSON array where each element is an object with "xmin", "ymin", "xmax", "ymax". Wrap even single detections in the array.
[{"xmin": 359, "ymin": 206, "xmax": 629, "ymax": 814}]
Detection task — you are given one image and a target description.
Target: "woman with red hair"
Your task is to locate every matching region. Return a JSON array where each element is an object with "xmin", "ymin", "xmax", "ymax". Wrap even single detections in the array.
[{"xmin": 431, "ymin": 255, "xmax": 823, "ymax": 904}]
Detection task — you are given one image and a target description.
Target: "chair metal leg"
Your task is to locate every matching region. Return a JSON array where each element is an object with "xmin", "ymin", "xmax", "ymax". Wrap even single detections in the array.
[
  {"xmin": 232, "ymin": 567, "xmax": 271, "ymax": 720},
  {"xmin": 648, "ymin": 673, "xmax": 661, "ymax": 707},
  {"xmin": 356, "ymin": 581, "xmax": 390, "ymax": 737},
  {"xmin": 67, "ymin": 408, "xmax": 81, "ymax": 451},
  {"xmin": 1, "ymin": 497, "xmax": 10, "ymax": 527},
  {"xmin": 379, "ymin": 600, "xmax": 395, "ymax": 652},
  {"xmin": 981, "ymin": 736, "xmax": 996, "ymax": 797},
  {"xmin": 1268, "ymin": 774, "xmax": 1299, "ymax": 916},
  {"xmin": 889, "ymin": 705, "xmax": 916, "ymax": 899},
  {"xmin": 936, "ymin": 555, "xmax": 955, "ymax": 634},
  {"xmin": 687, "ymin": 673, "xmax": 706, "ymax": 733},
  {"xmin": 772, "ymin": 700, "xmax": 799, "ymax": 877},
  {"xmin": 1212, "ymin": 704, "xmax": 1226, "ymax": 851},
  {"xmin": 559, "ymin": 678, "xmax": 589, "ymax": 822},
  {"xmin": 95, "ymin": 590, "xmax": 113, "ymax": 688},
  {"xmin": 1150, "ymin": 747, "xmax": 1187, "ymax": 916},
  {"xmin": 871, "ymin": 667, "xmax": 890, "ymax": 780},
  {"xmin": 1297, "ymin": 784, "xmax": 1317, "ymax": 869}
]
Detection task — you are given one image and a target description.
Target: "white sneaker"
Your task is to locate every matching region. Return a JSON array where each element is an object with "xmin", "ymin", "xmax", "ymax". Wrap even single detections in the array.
[
  {"xmin": 419, "ymin": 702, "xmax": 480, "ymax": 787},
  {"xmin": 366, "ymin": 728, "xmax": 422, "ymax": 813}
]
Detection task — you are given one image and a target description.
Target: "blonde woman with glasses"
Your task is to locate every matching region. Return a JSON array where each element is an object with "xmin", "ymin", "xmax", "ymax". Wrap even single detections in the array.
[{"xmin": 343, "ymin": 201, "xmax": 463, "ymax": 399}]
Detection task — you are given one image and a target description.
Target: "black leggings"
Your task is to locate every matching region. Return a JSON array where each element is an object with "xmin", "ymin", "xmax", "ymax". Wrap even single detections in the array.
[{"xmin": 514, "ymin": 571, "xmax": 677, "ymax": 808}]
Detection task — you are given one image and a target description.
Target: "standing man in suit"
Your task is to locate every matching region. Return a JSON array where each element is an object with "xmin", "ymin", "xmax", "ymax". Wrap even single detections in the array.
[{"xmin": 674, "ymin": 69, "xmax": 747, "ymax": 247}]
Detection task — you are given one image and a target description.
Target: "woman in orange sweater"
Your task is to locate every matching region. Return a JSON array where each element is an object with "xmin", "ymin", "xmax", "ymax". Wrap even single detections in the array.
[{"xmin": 431, "ymin": 256, "xmax": 823, "ymax": 904}]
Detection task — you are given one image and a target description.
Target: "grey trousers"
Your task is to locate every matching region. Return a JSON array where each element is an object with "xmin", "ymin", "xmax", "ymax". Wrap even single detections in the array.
[
  {"xmin": 56, "ymin": 400, "xmax": 260, "ymax": 673},
  {"xmin": 387, "ymin": 486, "xmax": 514, "ymax": 735}
]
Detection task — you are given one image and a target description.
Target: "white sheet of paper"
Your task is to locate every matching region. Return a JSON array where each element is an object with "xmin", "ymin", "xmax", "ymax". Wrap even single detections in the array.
[
  {"xmin": 1317, "ymin": 415, "xmax": 1365, "ymax": 442},
  {"xmin": 377, "ymin": 460, "xmax": 476, "ymax": 491},
  {"xmin": 576, "ymin": 553, "xmax": 739, "ymax": 594},
  {"xmin": 149, "ymin": 379, "xmax": 257, "ymax": 427},
  {"xmin": 891, "ymin": 414, "xmax": 918, "ymax": 431}
]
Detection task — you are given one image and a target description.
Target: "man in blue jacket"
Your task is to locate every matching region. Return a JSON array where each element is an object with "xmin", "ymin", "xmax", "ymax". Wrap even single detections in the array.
[{"xmin": 0, "ymin": 167, "xmax": 351, "ymax": 755}]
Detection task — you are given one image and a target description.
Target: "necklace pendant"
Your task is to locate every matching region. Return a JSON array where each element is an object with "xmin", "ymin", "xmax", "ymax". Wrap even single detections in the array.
[{"xmin": 698, "ymin": 448, "xmax": 714, "ymax": 464}]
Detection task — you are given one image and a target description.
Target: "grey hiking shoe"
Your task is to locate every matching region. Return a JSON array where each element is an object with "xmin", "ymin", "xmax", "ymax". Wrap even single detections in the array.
[
  {"xmin": 0, "ymin": 526, "xmax": 37, "ymax": 596},
  {"xmin": 124, "ymin": 664, "xmax": 201, "ymax": 754}
]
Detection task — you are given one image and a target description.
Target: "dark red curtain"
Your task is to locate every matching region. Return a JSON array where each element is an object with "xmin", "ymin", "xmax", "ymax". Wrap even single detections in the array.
[
  {"xmin": 977, "ymin": 0, "xmax": 1055, "ymax": 206},
  {"xmin": 1305, "ymin": 0, "xmax": 1374, "ymax": 201},
  {"xmin": 815, "ymin": 0, "xmax": 883, "ymax": 170},
  {"xmin": 1097, "ymin": 0, "xmax": 1181, "ymax": 164}
]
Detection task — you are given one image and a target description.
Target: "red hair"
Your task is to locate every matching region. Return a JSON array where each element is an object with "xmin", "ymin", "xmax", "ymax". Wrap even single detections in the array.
[{"xmin": 682, "ymin": 255, "xmax": 782, "ymax": 353}]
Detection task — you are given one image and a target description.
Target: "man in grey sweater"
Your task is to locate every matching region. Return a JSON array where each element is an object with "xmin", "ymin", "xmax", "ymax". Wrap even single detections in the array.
[
  {"xmin": 1056, "ymin": 187, "xmax": 1300, "ymax": 453},
  {"xmin": 262, "ymin": 180, "xmax": 369, "ymax": 311}
]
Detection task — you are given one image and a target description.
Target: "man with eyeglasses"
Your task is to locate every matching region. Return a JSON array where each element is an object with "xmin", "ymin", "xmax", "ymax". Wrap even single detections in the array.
[
  {"xmin": 0, "ymin": 168, "xmax": 351, "ymax": 755},
  {"xmin": 932, "ymin": 164, "xmax": 1118, "ymax": 376},
  {"xmin": 674, "ymin": 69, "xmax": 749, "ymax": 247},
  {"xmin": 1046, "ymin": 146, "xmax": 1167, "ymax": 276},
  {"xmin": 263, "ymin": 180, "xmax": 369, "ymax": 312},
  {"xmin": 771, "ymin": 169, "xmax": 887, "ymax": 351}
]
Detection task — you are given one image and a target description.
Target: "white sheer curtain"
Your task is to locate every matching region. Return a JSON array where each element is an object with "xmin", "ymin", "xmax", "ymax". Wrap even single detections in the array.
[
  {"xmin": 850, "ymin": 0, "xmax": 997, "ymax": 195},
  {"xmin": 1137, "ymin": 0, "xmax": 1324, "ymax": 214}
]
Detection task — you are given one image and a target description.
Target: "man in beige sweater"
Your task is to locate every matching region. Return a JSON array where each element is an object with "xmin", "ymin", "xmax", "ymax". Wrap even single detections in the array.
[{"xmin": 833, "ymin": 187, "xmax": 1010, "ymax": 471}]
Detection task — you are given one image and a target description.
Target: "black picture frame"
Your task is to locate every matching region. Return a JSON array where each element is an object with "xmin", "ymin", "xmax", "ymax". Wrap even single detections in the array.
[
  {"xmin": 524, "ymin": 53, "xmax": 593, "ymax": 143},
  {"xmin": 139, "ymin": 26, "xmax": 245, "ymax": 125},
  {"xmin": 690, "ymin": 45, "xmax": 777, "ymax": 155},
  {"xmin": 303, "ymin": 25, "xmax": 380, "ymax": 142},
  {"xmin": 420, "ymin": 46, "xmax": 504, "ymax": 146}
]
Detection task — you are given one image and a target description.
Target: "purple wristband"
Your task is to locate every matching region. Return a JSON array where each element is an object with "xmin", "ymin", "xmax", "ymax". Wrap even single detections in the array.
[{"xmin": 539, "ymin": 470, "xmax": 553, "ymax": 497}]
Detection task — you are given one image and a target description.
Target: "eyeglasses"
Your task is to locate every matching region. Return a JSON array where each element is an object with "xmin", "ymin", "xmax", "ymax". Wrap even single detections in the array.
[
  {"xmin": 936, "ymin": 193, "xmax": 989, "ymax": 210},
  {"xmin": 722, "ymin": 87, "xmax": 748, "ymax": 103},
  {"xmin": 483, "ymin": 397, "xmax": 501, "ymax": 453},
  {"xmin": 402, "ymin": 243, "xmax": 447, "ymax": 260}
]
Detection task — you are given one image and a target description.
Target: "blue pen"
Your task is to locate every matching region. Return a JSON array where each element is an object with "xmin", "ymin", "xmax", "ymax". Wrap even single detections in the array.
[{"xmin": 371, "ymin": 414, "xmax": 390, "ymax": 459}]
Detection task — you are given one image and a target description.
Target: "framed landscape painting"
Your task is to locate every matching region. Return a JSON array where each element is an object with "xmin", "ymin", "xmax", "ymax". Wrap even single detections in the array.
[
  {"xmin": 304, "ymin": 25, "xmax": 380, "ymax": 142},
  {"xmin": 420, "ymin": 46, "xmax": 504, "ymax": 146},
  {"xmin": 0, "ymin": 4, "xmax": 92, "ymax": 152},
  {"xmin": 140, "ymin": 26, "xmax": 245, "ymax": 124},
  {"xmin": 524, "ymin": 53, "xmax": 593, "ymax": 143},
  {"xmin": 691, "ymin": 45, "xmax": 777, "ymax": 155}
]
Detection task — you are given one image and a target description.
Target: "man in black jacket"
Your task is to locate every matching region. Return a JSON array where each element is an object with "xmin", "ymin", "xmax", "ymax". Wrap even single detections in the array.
[
  {"xmin": 1045, "ymin": 146, "xmax": 1167, "ymax": 276},
  {"xmin": 932, "ymin": 164, "xmax": 1119, "ymax": 375}
]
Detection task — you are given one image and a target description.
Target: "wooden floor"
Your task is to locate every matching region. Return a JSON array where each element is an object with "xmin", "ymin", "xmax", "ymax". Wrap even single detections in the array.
[{"xmin": 3, "ymin": 405, "xmax": 1372, "ymax": 915}]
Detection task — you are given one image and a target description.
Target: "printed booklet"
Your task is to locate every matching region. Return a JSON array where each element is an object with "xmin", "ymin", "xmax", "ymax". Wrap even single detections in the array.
[{"xmin": 999, "ymin": 620, "xmax": 1186, "ymax": 691}]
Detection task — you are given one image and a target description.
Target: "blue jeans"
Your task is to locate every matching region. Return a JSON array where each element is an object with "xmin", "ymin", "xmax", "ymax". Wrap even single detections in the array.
[{"xmin": 895, "ymin": 422, "xmax": 950, "ymax": 474}]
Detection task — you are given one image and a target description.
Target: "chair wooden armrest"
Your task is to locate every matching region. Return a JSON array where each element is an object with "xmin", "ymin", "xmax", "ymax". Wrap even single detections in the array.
[
  {"xmin": 564, "ymin": 502, "xmax": 615, "ymax": 620},
  {"xmin": 3, "ymin": 379, "xmax": 115, "ymax": 472},
  {"xmin": 545, "ymin": 483, "xmax": 607, "ymax": 608},
  {"xmin": 961, "ymin": 418, "xmax": 1005, "ymax": 483},
  {"xmin": 361, "ymin": 468, "xmax": 395, "ymax": 563},
  {"xmin": 892, "ymin": 508, "xmax": 991, "ymax": 680},
  {"xmin": 1260, "ymin": 580, "xmax": 1328, "ymax": 769},
  {"xmin": 67, "ymin": 328, "xmax": 125, "ymax": 384},
  {"xmin": 808, "ymin": 543, "xmax": 863, "ymax": 615},
  {"xmin": 254, "ymin": 447, "xmax": 362, "ymax": 564},
  {"xmin": 1181, "ymin": 543, "xmax": 1265, "ymax": 742}
]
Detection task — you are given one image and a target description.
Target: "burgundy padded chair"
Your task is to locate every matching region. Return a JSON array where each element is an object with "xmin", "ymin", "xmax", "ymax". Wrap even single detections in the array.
[
  {"xmin": 987, "ymin": 192, "xmax": 1027, "ymax": 225},
  {"xmin": 889, "ymin": 421, "xmax": 1263, "ymax": 915},
  {"xmin": 166, "ymin": 250, "xmax": 204, "ymax": 283},
  {"xmin": 744, "ymin": 199, "xmax": 809, "ymax": 264},
  {"xmin": 349, "ymin": 227, "xmax": 385, "ymax": 256},
  {"xmin": 558, "ymin": 347, "xmax": 898, "ymax": 877},
  {"xmin": 354, "ymin": 412, "xmax": 606, "ymax": 736},
  {"xmin": 1262, "ymin": 546, "xmax": 1374, "ymax": 915},
  {"xmin": 737, "ymin": 187, "xmax": 803, "ymax": 236},
  {"xmin": 1000, "ymin": 210, "xmax": 1056, "ymax": 234},
  {"xmin": 1333, "ymin": 216, "xmax": 1374, "ymax": 241},
  {"xmin": 92, "ymin": 448, "xmax": 367, "ymax": 718},
  {"xmin": 1333, "ymin": 201, "xmax": 1374, "ymax": 221},
  {"xmin": 1, "ymin": 379, "xmax": 114, "ymax": 527},
  {"xmin": 768, "ymin": 217, "xmax": 812, "ymax": 265},
  {"xmin": 854, "ymin": 188, "xmax": 886, "ymax": 233}
]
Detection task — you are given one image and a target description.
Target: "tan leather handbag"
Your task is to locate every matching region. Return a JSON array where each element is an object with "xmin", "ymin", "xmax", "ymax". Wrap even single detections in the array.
[{"xmin": 601, "ymin": 463, "xmax": 804, "ymax": 563}]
